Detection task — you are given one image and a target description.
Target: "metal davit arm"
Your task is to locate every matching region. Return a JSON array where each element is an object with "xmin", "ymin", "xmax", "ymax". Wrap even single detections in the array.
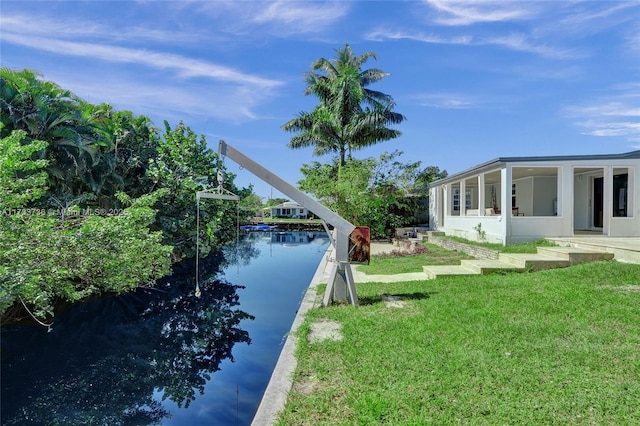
[{"xmin": 218, "ymin": 140, "xmax": 358, "ymax": 305}]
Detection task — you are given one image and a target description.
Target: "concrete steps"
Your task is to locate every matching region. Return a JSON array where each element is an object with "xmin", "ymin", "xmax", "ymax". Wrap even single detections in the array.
[
  {"xmin": 460, "ymin": 259, "xmax": 523, "ymax": 275},
  {"xmin": 498, "ymin": 253, "xmax": 570, "ymax": 271},
  {"xmin": 423, "ymin": 246, "xmax": 614, "ymax": 279},
  {"xmin": 546, "ymin": 237, "xmax": 640, "ymax": 264},
  {"xmin": 537, "ymin": 247, "xmax": 615, "ymax": 264},
  {"xmin": 422, "ymin": 264, "xmax": 477, "ymax": 279}
]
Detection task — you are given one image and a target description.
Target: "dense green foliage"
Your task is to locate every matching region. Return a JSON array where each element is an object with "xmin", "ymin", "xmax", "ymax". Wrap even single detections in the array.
[
  {"xmin": 0, "ymin": 68, "xmax": 251, "ymax": 324},
  {"xmin": 298, "ymin": 150, "xmax": 445, "ymax": 239}
]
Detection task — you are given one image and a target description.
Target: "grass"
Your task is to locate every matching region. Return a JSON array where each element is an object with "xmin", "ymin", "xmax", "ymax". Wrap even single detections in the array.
[
  {"xmin": 277, "ymin": 261, "xmax": 640, "ymax": 425},
  {"xmin": 357, "ymin": 238, "xmax": 560, "ymax": 275},
  {"xmin": 357, "ymin": 243, "xmax": 474, "ymax": 275},
  {"xmin": 439, "ymin": 235, "xmax": 559, "ymax": 253}
]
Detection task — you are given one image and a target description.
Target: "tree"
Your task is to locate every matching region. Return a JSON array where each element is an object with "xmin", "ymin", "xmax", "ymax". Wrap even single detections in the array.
[
  {"xmin": 0, "ymin": 68, "xmax": 112, "ymax": 197},
  {"xmin": 0, "ymin": 73, "xmax": 256, "ymax": 325},
  {"xmin": 297, "ymin": 150, "xmax": 425, "ymax": 239},
  {"xmin": 147, "ymin": 121, "xmax": 250, "ymax": 261},
  {"xmin": 0, "ymin": 129, "xmax": 174, "ymax": 324},
  {"xmin": 264, "ymin": 197, "xmax": 288, "ymax": 207},
  {"xmin": 240, "ymin": 192, "xmax": 264, "ymax": 218},
  {"xmin": 0, "ymin": 128, "xmax": 49, "ymax": 209},
  {"xmin": 414, "ymin": 165, "xmax": 448, "ymax": 192},
  {"xmin": 282, "ymin": 43, "xmax": 405, "ymax": 169}
]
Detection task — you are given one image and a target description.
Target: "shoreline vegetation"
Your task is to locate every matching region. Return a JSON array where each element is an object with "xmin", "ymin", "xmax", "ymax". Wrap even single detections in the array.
[{"xmin": 0, "ymin": 69, "xmax": 249, "ymax": 326}]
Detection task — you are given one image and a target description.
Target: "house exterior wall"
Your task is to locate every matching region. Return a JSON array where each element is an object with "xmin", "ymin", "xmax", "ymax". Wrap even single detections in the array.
[
  {"xmin": 429, "ymin": 152, "xmax": 640, "ymax": 244},
  {"xmin": 441, "ymin": 216, "xmax": 505, "ymax": 244},
  {"xmin": 270, "ymin": 202, "xmax": 308, "ymax": 218}
]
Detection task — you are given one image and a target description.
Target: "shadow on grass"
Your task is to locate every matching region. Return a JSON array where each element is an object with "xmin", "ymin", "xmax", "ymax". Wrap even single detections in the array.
[{"xmin": 358, "ymin": 291, "xmax": 438, "ymax": 306}]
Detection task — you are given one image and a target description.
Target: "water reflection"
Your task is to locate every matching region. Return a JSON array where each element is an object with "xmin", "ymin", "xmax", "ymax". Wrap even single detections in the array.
[
  {"xmin": 0, "ymin": 252, "xmax": 254, "ymax": 425},
  {"xmin": 1, "ymin": 230, "xmax": 329, "ymax": 425}
]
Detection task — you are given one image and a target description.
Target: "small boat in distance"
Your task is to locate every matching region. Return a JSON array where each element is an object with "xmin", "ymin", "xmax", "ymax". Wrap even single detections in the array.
[{"xmin": 239, "ymin": 224, "xmax": 279, "ymax": 231}]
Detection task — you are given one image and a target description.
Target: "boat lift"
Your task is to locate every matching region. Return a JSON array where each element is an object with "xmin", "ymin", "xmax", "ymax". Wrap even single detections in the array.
[{"xmin": 218, "ymin": 140, "xmax": 369, "ymax": 306}]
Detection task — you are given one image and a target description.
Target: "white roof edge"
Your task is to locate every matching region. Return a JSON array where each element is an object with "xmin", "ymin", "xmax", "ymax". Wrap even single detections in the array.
[{"xmin": 429, "ymin": 150, "xmax": 640, "ymax": 187}]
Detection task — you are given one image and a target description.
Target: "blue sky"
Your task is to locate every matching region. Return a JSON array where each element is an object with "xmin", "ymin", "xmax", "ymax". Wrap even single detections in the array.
[{"xmin": 2, "ymin": 1, "xmax": 639, "ymax": 199}]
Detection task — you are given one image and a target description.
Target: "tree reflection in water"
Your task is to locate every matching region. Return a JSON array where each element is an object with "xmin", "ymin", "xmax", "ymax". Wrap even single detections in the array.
[{"xmin": 1, "ymin": 247, "xmax": 259, "ymax": 425}]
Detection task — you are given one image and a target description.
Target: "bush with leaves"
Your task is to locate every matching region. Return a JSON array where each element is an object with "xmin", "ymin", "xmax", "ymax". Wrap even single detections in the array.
[
  {"xmin": 298, "ymin": 150, "xmax": 425, "ymax": 239},
  {"xmin": 0, "ymin": 129, "xmax": 173, "ymax": 324},
  {"xmin": 147, "ymin": 121, "xmax": 252, "ymax": 261}
]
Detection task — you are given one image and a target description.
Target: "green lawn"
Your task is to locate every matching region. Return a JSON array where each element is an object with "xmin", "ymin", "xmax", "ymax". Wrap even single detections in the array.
[
  {"xmin": 278, "ymin": 261, "xmax": 640, "ymax": 425},
  {"xmin": 357, "ymin": 243, "xmax": 474, "ymax": 275},
  {"xmin": 357, "ymin": 239, "xmax": 558, "ymax": 275}
]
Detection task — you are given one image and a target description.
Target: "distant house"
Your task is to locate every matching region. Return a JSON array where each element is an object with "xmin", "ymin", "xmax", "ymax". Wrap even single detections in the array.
[
  {"xmin": 428, "ymin": 150, "xmax": 639, "ymax": 244},
  {"xmin": 266, "ymin": 201, "xmax": 309, "ymax": 219}
]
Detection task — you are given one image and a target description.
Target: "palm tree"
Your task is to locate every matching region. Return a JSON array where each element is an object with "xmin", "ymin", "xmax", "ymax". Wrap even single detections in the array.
[
  {"xmin": 283, "ymin": 43, "xmax": 405, "ymax": 167},
  {"xmin": 0, "ymin": 69, "xmax": 114, "ymax": 196}
]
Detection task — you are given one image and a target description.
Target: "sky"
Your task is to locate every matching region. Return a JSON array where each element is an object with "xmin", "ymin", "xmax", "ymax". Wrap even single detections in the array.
[{"xmin": 2, "ymin": 0, "xmax": 639, "ymax": 200}]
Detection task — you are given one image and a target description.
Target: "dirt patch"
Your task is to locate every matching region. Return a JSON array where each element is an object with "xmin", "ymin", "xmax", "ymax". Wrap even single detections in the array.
[
  {"xmin": 293, "ymin": 374, "xmax": 324, "ymax": 395},
  {"xmin": 308, "ymin": 320, "xmax": 343, "ymax": 343},
  {"xmin": 381, "ymin": 294, "xmax": 406, "ymax": 308},
  {"xmin": 600, "ymin": 285, "xmax": 640, "ymax": 292}
]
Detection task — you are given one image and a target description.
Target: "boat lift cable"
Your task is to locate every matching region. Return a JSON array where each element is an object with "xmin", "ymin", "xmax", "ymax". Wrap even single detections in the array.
[{"xmin": 195, "ymin": 166, "xmax": 240, "ymax": 297}]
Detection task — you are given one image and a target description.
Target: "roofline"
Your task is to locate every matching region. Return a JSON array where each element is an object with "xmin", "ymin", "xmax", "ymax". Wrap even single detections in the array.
[
  {"xmin": 429, "ymin": 150, "xmax": 640, "ymax": 187},
  {"xmin": 267, "ymin": 201, "xmax": 305, "ymax": 208}
]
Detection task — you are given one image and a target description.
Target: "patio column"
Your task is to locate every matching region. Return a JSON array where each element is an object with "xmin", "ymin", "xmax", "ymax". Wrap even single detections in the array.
[
  {"xmin": 500, "ymin": 166, "xmax": 510, "ymax": 244},
  {"xmin": 559, "ymin": 164, "xmax": 572, "ymax": 236},
  {"xmin": 603, "ymin": 166, "xmax": 613, "ymax": 235},
  {"xmin": 628, "ymin": 167, "xmax": 636, "ymax": 218},
  {"xmin": 479, "ymin": 173, "xmax": 486, "ymax": 216},
  {"xmin": 460, "ymin": 179, "xmax": 466, "ymax": 216}
]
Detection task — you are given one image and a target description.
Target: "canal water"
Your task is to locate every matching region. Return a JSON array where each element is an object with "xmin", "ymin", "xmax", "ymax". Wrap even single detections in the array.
[{"xmin": 0, "ymin": 230, "xmax": 330, "ymax": 425}]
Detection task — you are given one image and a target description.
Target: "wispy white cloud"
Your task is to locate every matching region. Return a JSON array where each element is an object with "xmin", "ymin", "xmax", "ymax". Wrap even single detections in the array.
[
  {"xmin": 0, "ymin": 14, "xmax": 198, "ymax": 44},
  {"xmin": 557, "ymin": 1, "xmax": 639, "ymax": 30},
  {"xmin": 366, "ymin": 28, "xmax": 577, "ymax": 59},
  {"xmin": 565, "ymin": 88, "xmax": 640, "ymax": 143},
  {"xmin": 1, "ymin": 32, "xmax": 283, "ymax": 89},
  {"xmin": 414, "ymin": 93, "xmax": 476, "ymax": 109},
  {"xmin": 424, "ymin": 0, "xmax": 536, "ymax": 26},
  {"xmin": 48, "ymin": 69, "xmax": 270, "ymax": 123},
  {"xmin": 627, "ymin": 30, "xmax": 640, "ymax": 53},
  {"xmin": 252, "ymin": 1, "xmax": 349, "ymax": 35},
  {"xmin": 191, "ymin": 0, "xmax": 349, "ymax": 37},
  {"xmin": 486, "ymin": 33, "xmax": 580, "ymax": 59},
  {"xmin": 366, "ymin": 28, "xmax": 472, "ymax": 45}
]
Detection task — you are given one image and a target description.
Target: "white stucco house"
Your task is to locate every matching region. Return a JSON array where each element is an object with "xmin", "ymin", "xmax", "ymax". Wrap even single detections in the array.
[
  {"xmin": 266, "ymin": 201, "xmax": 309, "ymax": 218},
  {"xmin": 428, "ymin": 150, "xmax": 639, "ymax": 244}
]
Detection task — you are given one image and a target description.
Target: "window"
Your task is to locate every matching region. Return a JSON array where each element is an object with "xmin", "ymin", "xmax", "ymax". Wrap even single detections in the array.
[
  {"xmin": 452, "ymin": 187, "xmax": 472, "ymax": 211},
  {"xmin": 453, "ymin": 188, "xmax": 460, "ymax": 211},
  {"xmin": 613, "ymin": 173, "xmax": 628, "ymax": 217}
]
